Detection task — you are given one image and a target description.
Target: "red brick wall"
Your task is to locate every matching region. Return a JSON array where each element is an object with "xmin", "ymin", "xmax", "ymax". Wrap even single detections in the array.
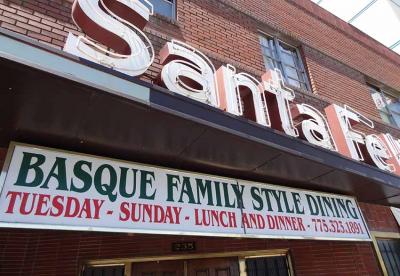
[
  {"xmin": 223, "ymin": 0, "xmax": 400, "ymax": 91},
  {"xmin": 360, "ymin": 202, "xmax": 400, "ymax": 233},
  {"xmin": 291, "ymin": 0, "xmax": 400, "ymax": 71},
  {"xmin": 303, "ymin": 46, "xmax": 380, "ymax": 121},
  {"xmin": 0, "ymin": 0, "xmax": 76, "ymax": 48}
]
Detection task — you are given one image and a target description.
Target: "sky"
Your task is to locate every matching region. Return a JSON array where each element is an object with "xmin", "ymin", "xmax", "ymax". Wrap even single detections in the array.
[{"xmin": 312, "ymin": 0, "xmax": 400, "ymax": 54}]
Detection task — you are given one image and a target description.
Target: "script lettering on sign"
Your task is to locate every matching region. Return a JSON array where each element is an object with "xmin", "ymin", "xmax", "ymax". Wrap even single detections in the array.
[
  {"xmin": 63, "ymin": 1, "xmax": 400, "ymax": 176},
  {"xmin": 0, "ymin": 144, "xmax": 371, "ymax": 241},
  {"xmin": 64, "ymin": 0, "xmax": 154, "ymax": 76},
  {"xmin": 381, "ymin": 133, "xmax": 400, "ymax": 174}
]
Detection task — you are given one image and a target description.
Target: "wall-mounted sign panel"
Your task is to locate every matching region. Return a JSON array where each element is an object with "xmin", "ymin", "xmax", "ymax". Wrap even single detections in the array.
[
  {"xmin": 0, "ymin": 143, "xmax": 371, "ymax": 241},
  {"xmin": 391, "ymin": 207, "xmax": 400, "ymax": 226}
]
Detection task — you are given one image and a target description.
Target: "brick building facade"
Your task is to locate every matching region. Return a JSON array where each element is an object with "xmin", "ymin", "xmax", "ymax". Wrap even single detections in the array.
[{"xmin": 0, "ymin": 0, "xmax": 400, "ymax": 275}]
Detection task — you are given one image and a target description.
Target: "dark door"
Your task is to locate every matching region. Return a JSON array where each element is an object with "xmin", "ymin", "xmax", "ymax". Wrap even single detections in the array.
[
  {"xmin": 186, "ymin": 257, "xmax": 240, "ymax": 276},
  {"xmin": 82, "ymin": 265, "xmax": 125, "ymax": 276},
  {"xmin": 132, "ymin": 260, "xmax": 184, "ymax": 276},
  {"xmin": 246, "ymin": 256, "xmax": 291, "ymax": 276},
  {"xmin": 131, "ymin": 257, "xmax": 239, "ymax": 276},
  {"xmin": 377, "ymin": 239, "xmax": 400, "ymax": 276}
]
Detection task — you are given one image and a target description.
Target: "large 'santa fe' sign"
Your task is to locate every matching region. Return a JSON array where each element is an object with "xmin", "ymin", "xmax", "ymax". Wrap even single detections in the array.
[
  {"xmin": 0, "ymin": 144, "xmax": 370, "ymax": 240},
  {"xmin": 63, "ymin": 0, "xmax": 400, "ymax": 176}
]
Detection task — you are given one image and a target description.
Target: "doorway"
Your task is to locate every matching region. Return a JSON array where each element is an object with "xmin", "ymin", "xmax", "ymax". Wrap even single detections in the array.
[
  {"xmin": 131, "ymin": 257, "xmax": 240, "ymax": 276},
  {"xmin": 81, "ymin": 250, "xmax": 293, "ymax": 276}
]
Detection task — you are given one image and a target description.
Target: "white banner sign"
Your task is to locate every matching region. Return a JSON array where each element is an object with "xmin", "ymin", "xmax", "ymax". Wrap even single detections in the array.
[
  {"xmin": 0, "ymin": 144, "xmax": 371, "ymax": 241},
  {"xmin": 391, "ymin": 207, "xmax": 400, "ymax": 226}
]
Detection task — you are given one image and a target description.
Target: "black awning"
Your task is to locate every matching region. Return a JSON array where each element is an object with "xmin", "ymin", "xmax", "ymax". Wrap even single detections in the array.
[{"xmin": 0, "ymin": 28, "xmax": 399, "ymax": 206}]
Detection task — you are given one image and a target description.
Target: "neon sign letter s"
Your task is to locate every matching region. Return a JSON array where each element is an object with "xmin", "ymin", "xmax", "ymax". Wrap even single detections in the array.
[{"xmin": 64, "ymin": 0, "xmax": 155, "ymax": 76}]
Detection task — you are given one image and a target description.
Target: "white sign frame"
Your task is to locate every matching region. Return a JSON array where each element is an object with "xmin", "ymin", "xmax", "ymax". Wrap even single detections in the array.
[
  {"xmin": 0, "ymin": 142, "xmax": 371, "ymax": 241},
  {"xmin": 391, "ymin": 207, "xmax": 400, "ymax": 226}
]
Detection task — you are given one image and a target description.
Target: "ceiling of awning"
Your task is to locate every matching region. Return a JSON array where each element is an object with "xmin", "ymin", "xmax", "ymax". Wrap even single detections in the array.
[{"xmin": 0, "ymin": 28, "xmax": 399, "ymax": 206}]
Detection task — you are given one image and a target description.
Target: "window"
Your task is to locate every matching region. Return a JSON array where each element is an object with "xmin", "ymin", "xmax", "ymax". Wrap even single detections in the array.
[
  {"xmin": 246, "ymin": 256, "xmax": 292, "ymax": 276},
  {"xmin": 369, "ymin": 84, "xmax": 400, "ymax": 128},
  {"xmin": 82, "ymin": 265, "xmax": 125, "ymax": 276},
  {"xmin": 141, "ymin": 0, "xmax": 176, "ymax": 19},
  {"xmin": 260, "ymin": 35, "xmax": 310, "ymax": 91},
  {"xmin": 376, "ymin": 239, "xmax": 400, "ymax": 276}
]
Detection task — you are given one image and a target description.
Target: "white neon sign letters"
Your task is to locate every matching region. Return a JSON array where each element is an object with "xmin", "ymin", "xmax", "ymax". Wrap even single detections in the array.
[
  {"xmin": 381, "ymin": 133, "xmax": 400, "ymax": 172},
  {"xmin": 365, "ymin": 135, "xmax": 394, "ymax": 172},
  {"xmin": 160, "ymin": 40, "xmax": 219, "ymax": 107},
  {"xmin": 295, "ymin": 104, "xmax": 337, "ymax": 151},
  {"xmin": 327, "ymin": 105, "xmax": 374, "ymax": 162},
  {"xmin": 64, "ymin": 0, "xmax": 154, "ymax": 76},
  {"xmin": 64, "ymin": 0, "xmax": 400, "ymax": 176},
  {"xmin": 384, "ymin": 134, "xmax": 400, "ymax": 165},
  {"xmin": 262, "ymin": 70, "xmax": 299, "ymax": 137},
  {"xmin": 216, "ymin": 64, "xmax": 270, "ymax": 126}
]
